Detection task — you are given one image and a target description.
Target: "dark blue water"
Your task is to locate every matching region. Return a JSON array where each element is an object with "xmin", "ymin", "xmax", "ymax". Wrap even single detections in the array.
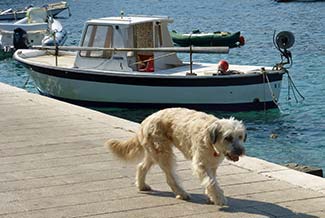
[{"xmin": 1, "ymin": 0, "xmax": 325, "ymax": 173}]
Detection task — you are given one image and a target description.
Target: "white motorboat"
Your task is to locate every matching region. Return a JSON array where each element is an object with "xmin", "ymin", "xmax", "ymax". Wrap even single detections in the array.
[
  {"xmin": 13, "ymin": 15, "xmax": 295, "ymax": 111},
  {"xmin": 276, "ymin": 0, "xmax": 325, "ymax": 2},
  {"xmin": 0, "ymin": 1, "xmax": 71, "ymax": 21},
  {"xmin": 0, "ymin": 7, "xmax": 67, "ymax": 59}
]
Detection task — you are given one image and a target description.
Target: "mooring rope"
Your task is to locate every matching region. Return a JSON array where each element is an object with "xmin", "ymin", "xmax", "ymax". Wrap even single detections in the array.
[
  {"xmin": 22, "ymin": 75, "xmax": 30, "ymax": 88},
  {"xmin": 262, "ymin": 68, "xmax": 305, "ymax": 112},
  {"xmin": 264, "ymin": 72, "xmax": 280, "ymax": 107},
  {"xmin": 287, "ymin": 71, "xmax": 305, "ymax": 102}
]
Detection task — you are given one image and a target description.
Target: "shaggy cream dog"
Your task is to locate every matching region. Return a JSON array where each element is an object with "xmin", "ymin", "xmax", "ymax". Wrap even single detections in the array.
[{"xmin": 105, "ymin": 108, "xmax": 246, "ymax": 206}]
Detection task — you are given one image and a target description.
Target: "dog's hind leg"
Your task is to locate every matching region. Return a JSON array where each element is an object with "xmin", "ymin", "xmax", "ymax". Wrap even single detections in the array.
[
  {"xmin": 153, "ymin": 147, "xmax": 190, "ymax": 200},
  {"xmin": 136, "ymin": 151, "xmax": 154, "ymax": 191}
]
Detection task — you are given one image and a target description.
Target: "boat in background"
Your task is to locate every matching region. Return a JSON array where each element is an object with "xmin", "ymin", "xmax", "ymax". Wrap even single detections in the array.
[
  {"xmin": 0, "ymin": 1, "xmax": 71, "ymax": 21},
  {"xmin": 0, "ymin": 7, "xmax": 67, "ymax": 59},
  {"xmin": 171, "ymin": 30, "xmax": 245, "ymax": 48},
  {"xmin": 275, "ymin": 0, "xmax": 325, "ymax": 2},
  {"xmin": 14, "ymin": 15, "xmax": 295, "ymax": 111}
]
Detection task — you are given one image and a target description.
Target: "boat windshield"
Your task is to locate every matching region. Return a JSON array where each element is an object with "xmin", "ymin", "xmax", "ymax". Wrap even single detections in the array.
[{"xmin": 80, "ymin": 24, "xmax": 113, "ymax": 58}]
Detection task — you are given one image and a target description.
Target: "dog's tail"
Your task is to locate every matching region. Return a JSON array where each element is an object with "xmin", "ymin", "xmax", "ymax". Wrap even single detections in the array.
[{"xmin": 105, "ymin": 136, "xmax": 144, "ymax": 161}]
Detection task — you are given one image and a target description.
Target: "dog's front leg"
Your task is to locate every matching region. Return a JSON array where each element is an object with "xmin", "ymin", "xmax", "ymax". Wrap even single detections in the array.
[
  {"xmin": 204, "ymin": 168, "xmax": 227, "ymax": 206},
  {"xmin": 192, "ymin": 157, "xmax": 227, "ymax": 206}
]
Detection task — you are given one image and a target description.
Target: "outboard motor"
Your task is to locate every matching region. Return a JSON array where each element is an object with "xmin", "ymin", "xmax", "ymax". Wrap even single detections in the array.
[{"xmin": 13, "ymin": 28, "xmax": 30, "ymax": 49}]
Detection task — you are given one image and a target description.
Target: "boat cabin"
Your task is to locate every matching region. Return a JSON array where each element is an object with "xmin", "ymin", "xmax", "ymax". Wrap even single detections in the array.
[{"xmin": 74, "ymin": 15, "xmax": 183, "ymax": 72}]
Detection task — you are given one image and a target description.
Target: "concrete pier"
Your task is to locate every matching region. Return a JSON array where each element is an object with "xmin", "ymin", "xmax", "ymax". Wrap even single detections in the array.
[{"xmin": 1, "ymin": 82, "xmax": 325, "ymax": 218}]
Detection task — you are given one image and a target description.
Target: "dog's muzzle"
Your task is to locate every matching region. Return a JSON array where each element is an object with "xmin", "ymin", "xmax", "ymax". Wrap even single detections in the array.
[{"xmin": 226, "ymin": 144, "xmax": 245, "ymax": 162}]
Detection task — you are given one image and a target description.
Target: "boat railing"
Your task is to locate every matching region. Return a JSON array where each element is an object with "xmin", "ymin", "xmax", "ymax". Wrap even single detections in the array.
[
  {"xmin": 31, "ymin": 45, "xmax": 229, "ymax": 71},
  {"xmin": 32, "ymin": 45, "xmax": 229, "ymax": 54}
]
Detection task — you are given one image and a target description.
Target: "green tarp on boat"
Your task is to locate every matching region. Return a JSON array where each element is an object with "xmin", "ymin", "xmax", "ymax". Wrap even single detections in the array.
[{"xmin": 170, "ymin": 30, "xmax": 244, "ymax": 48}]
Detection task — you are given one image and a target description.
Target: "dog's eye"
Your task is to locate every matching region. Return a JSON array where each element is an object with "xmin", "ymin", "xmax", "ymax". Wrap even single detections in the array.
[
  {"xmin": 225, "ymin": 136, "xmax": 233, "ymax": 142},
  {"xmin": 238, "ymin": 133, "xmax": 247, "ymax": 142}
]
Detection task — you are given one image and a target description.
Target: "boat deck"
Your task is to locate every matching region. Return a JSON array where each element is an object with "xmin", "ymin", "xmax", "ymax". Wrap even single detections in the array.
[
  {"xmin": 159, "ymin": 63, "xmax": 266, "ymax": 76},
  {"xmin": 24, "ymin": 52, "xmax": 76, "ymax": 68},
  {"xmin": 1, "ymin": 82, "xmax": 325, "ymax": 217}
]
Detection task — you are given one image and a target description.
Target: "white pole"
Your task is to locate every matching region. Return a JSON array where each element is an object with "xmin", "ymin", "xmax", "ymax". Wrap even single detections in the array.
[{"xmin": 32, "ymin": 45, "xmax": 229, "ymax": 54}]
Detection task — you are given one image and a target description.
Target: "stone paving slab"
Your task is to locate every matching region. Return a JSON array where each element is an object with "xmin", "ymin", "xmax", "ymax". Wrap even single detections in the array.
[{"xmin": 0, "ymin": 82, "xmax": 325, "ymax": 218}]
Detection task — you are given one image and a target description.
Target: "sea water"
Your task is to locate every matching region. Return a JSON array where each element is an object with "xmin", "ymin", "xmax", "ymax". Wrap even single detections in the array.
[{"xmin": 1, "ymin": 0, "xmax": 324, "ymax": 173}]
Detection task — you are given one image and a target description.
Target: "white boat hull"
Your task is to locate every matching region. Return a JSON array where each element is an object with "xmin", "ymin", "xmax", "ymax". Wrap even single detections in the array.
[{"xmin": 25, "ymin": 63, "xmax": 283, "ymax": 111}]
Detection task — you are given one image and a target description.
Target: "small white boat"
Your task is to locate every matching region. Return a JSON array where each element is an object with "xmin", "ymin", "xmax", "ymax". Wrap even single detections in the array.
[
  {"xmin": 0, "ymin": 7, "xmax": 67, "ymax": 59},
  {"xmin": 0, "ymin": 1, "xmax": 71, "ymax": 21},
  {"xmin": 276, "ymin": 0, "xmax": 325, "ymax": 2},
  {"xmin": 14, "ymin": 15, "xmax": 294, "ymax": 111}
]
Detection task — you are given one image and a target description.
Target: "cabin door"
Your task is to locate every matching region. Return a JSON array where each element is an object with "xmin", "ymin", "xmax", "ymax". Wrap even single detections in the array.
[{"xmin": 133, "ymin": 22, "xmax": 154, "ymax": 72}]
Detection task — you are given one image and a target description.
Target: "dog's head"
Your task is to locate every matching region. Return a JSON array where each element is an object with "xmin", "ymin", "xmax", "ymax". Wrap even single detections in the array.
[{"xmin": 208, "ymin": 117, "xmax": 246, "ymax": 162}]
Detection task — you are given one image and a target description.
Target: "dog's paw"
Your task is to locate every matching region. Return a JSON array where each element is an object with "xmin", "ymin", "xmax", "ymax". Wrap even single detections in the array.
[
  {"xmin": 215, "ymin": 196, "xmax": 228, "ymax": 206},
  {"xmin": 206, "ymin": 198, "xmax": 214, "ymax": 204},
  {"xmin": 138, "ymin": 184, "xmax": 152, "ymax": 191},
  {"xmin": 206, "ymin": 195, "xmax": 228, "ymax": 206},
  {"xmin": 175, "ymin": 192, "xmax": 191, "ymax": 200}
]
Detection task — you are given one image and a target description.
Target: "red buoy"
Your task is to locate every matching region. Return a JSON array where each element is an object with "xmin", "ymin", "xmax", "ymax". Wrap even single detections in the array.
[
  {"xmin": 239, "ymin": 35, "xmax": 245, "ymax": 46},
  {"xmin": 218, "ymin": 60, "xmax": 229, "ymax": 73}
]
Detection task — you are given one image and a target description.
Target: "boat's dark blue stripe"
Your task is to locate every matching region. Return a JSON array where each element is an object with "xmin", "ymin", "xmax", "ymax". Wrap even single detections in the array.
[
  {"xmin": 27, "ymin": 64, "xmax": 284, "ymax": 87},
  {"xmin": 39, "ymin": 90, "xmax": 278, "ymax": 111}
]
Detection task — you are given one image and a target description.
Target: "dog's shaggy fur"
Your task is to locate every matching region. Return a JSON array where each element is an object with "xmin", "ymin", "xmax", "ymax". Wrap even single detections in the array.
[{"xmin": 105, "ymin": 108, "xmax": 246, "ymax": 206}]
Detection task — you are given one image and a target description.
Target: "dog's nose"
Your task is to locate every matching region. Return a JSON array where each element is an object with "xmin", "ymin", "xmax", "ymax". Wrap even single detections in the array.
[{"xmin": 233, "ymin": 145, "xmax": 245, "ymax": 156}]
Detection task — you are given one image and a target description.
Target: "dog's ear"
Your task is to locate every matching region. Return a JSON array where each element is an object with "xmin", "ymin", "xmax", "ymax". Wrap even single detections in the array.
[
  {"xmin": 244, "ymin": 132, "xmax": 247, "ymax": 142},
  {"xmin": 208, "ymin": 122, "xmax": 222, "ymax": 144}
]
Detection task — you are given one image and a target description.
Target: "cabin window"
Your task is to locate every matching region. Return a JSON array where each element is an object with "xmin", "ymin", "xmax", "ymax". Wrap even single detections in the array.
[{"xmin": 80, "ymin": 25, "xmax": 113, "ymax": 58}]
